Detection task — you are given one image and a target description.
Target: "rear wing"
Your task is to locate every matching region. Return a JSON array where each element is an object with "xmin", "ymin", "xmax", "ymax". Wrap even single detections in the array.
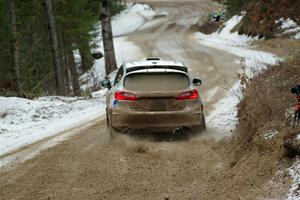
[{"xmin": 126, "ymin": 65, "xmax": 188, "ymax": 73}]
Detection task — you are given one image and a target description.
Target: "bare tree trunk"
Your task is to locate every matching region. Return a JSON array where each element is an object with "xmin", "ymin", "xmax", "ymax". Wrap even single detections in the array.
[
  {"xmin": 45, "ymin": 0, "xmax": 66, "ymax": 96},
  {"xmin": 68, "ymin": 52, "xmax": 81, "ymax": 96},
  {"xmin": 79, "ymin": 48, "xmax": 92, "ymax": 73},
  {"xmin": 9, "ymin": 0, "xmax": 21, "ymax": 95},
  {"xmin": 64, "ymin": 50, "xmax": 71, "ymax": 96},
  {"xmin": 31, "ymin": 23, "xmax": 41, "ymax": 81},
  {"xmin": 99, "ymin": 0, "xmax": 117, "ymax": 76},
  {"xmin": 119, "ymin": 0, "xmax": 121, "ymax": 7},
  {"xmin": 60, "ymin": 24, "xmax": 71, "ymax": 95}
]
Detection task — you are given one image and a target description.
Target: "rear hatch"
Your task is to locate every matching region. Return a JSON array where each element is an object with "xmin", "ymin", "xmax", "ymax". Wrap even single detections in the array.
[{"xmin": 123, "ymin": 72, "xmax": 190, "ymax": 112}]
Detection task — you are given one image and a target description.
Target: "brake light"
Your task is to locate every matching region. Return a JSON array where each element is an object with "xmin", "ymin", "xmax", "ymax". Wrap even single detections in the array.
[
  {"xmin": 176, "ymin": 89, "xmax": 199, "ymax": 100},
  {"xmin": 115, "ymin": 90, "xmax": 138, "ymax": 101}
]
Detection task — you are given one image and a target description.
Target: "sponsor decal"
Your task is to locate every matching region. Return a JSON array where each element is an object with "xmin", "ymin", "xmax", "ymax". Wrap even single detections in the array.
[{"xmin": 113, "ymin": 99, "xmax": 119, "ymax": 107}]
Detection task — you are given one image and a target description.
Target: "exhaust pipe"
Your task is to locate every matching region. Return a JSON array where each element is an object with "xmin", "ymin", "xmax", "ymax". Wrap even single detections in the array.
[{"xmin": 172, "ymin": 127, "xmax": 183, "ymax": 135}]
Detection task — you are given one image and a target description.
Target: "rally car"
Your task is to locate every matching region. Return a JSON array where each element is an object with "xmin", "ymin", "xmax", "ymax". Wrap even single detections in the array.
[{"xmin": 101, "ymin": 57, "xmax": 206, "ymax": 134}]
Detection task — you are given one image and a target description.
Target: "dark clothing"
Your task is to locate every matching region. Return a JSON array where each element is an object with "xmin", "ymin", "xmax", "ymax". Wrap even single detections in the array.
[
  {"xmin": 294, "ymin": 95, "xmax": 300, "ymax": 126},
  {"xmin": 212, "ymin": 13, "xmax": 221, "ymax": 22}
]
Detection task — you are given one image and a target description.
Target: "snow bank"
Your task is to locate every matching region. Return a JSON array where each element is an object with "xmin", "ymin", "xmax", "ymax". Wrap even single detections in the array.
[
  {"xmin": 111, "ymin": 3, "xmax": 155, "ymax": 36},
  {"xmin": 0, "ymin": 95, "xmax": 106, "ymax": 156},
  {"xmin": 195, "ymin": 13, "xmax": 278, "ymax": 66},
  {"xmin": 287, "ymin": 158, "xmax": 300, "ymax": 200},
  {"xmin": 275, "ymin": 18, "xmax": 300, "ymax": 40},
  {"xmin": 94, "ymin": 3, "xmax": 155, "ymax": 37},
  {"xmin": 195, "ymin": 12, "xmax": 280, "ymax": 134},
  {"xmin": 206, "ymin": 83, "xmax": 241, "ymax": 135}
]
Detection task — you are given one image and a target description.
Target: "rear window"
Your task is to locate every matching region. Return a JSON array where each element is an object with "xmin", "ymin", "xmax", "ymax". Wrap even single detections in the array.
[{"xmin": 124, "ymin": 73, "xmax": 189, "ymax": 91}]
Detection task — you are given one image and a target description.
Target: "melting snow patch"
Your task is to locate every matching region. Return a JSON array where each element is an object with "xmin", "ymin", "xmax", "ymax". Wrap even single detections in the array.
[
  {"xmin": 194, "ymin": 12, "xmax": 279, "ymax": 66},
  {"xmin": 288, "ymin": 158, "xmax": 300, "ymax": 200},
  {"xmin": 206, "ymin": 83, "xmax": 241, "ymax": 136},
  {"xmin": 294, "ymin": 32, "xmax": 300, "ymax": 40},
  {"xmin": 0, "ymin": 94, "xmax": 106, "ymax": 156},
  {"xmin": 93, "ymin": 3, "xmax": 156, "ymax": 38},
  {"xmin": 275, "ymin": 18, "xmax": 300, "ymax": 39},
  {"xmin": 264, "ymin": 131, "xmax": 278, "ymax": 141},
  {"xmin": 196, "ymin": 12, "xmax": 281, "ymax": 135}
]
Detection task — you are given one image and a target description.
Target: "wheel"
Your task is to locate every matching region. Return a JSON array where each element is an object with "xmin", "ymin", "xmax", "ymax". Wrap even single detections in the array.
[
  {"xmin": 201, "ymin": 114, "xmax": 207, "ymax": 132},
  {"xmin": 108, "ymin": 124, "xmax": 117, "ymax": 139},
  {"xmin": 106, "ymin": 110, "xmax": 116, "ymax": 139},
  {"xmin": 190, "ymin": 114, "xmax": 206, "ymax": 134},
  {"xmin": 107, "ymin": 111, "xmax": 122, "ymax": 139}
]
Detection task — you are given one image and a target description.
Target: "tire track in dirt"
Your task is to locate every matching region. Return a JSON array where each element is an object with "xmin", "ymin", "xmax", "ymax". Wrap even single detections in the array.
[
  {"xmin": 0, "ymin": 121, "xmax": 225, "ymax": 200},
  {"xmin": 0, "ymin": 1, "xmax": 290, "ymax": 200}
]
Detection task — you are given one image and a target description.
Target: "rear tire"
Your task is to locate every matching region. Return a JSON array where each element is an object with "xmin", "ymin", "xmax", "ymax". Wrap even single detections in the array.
[
  {"xmin": 106, "ymin": 111, "xmax": 117, "ymax": 139},
  {"xmin": 190, "ymin": 114, "xmax": 206, "ymax": 134},
  {"xmin": 201, "ymin": 114, "xmax": 207, "ymax": 132}
]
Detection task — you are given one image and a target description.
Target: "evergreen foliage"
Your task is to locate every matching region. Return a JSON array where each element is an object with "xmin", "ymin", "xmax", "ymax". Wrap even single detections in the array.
[
  {"xmin": 226, "ymin": 0, "xmax": 250, "ymax": 15},
  {"xmin": 0, "ymin": 0, "xmax": 122, "ymax": 96}
]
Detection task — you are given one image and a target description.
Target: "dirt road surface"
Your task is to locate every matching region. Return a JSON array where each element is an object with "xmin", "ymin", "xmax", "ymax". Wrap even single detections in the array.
[
  {"xmin": 128, "ymin": 0, "xmax": 241, "ymax": 111},
  {"xmin": 0, "ymin": 1, "xmax": 289, "ymax": 200}
]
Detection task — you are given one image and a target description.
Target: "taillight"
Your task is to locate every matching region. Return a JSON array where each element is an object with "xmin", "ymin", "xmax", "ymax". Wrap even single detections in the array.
[
  {"xmin": 176, "ymin": 89, "xmax": 199, "ymax": 100},
  {"xmin": 115, "ymin": 90, "xmax": 138, "ymax": 101}
]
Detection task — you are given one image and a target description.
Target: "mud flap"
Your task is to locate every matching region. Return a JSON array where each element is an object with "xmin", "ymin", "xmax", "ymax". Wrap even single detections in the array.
[
  {"xmin": 107, "ymin": 111, "xmax": 117, "ymax": 140},
  {"xmin": 190, "ymin": 114, "xmax": 206, "ymax": 133}
]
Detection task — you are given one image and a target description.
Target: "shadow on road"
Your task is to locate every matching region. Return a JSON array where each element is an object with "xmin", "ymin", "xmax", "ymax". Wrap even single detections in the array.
[{"xmin": 115, "ymin": 129, "xmax": 205, "ymax": 142}]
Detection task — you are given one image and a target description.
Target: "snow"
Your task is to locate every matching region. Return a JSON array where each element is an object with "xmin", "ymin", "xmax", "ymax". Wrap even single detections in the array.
[
  {"xmin": 0, "ymin": 95, "xmax": 106, "ymax": 157},
  {"xmin": 195, "ymin": 14, "xmax": 300, "ymax": 199},
  {"xmin": 275, "ymin": 18, "xmax": 300, "ymax": 39},
  {"xmin": 206, "ymin": 83, "xmax": 241, "ymax": 135},
  {"xmin": 264, "ymin": 131, "xmax": 278, "ymax": 141},
  {"xmin": 276, "ymin": 18, "xmax": 298, "ymax": 30},
  {"xmin": 93, "ymin": 3, "xmax": 155, "ymax": 38},
  {"xmin": 0, "ymin": 3, "xmax": 154, "ymax": 158},
  {"xmin": 287, "ymin": 158, "xmax": 300, "ymax": 200},
  {"xmin": 80, "ymin": 3, "xmax": 154, "ymax": 91},
  {"xmin": 194, "ymin": 13, "xmax": 278, "ymax": 66},
  {"xmin": 0, "ymin": 118, "xmax": 101, "ymax": 168},
  {"xmin": 194, "ymin": 12, "xmax": 281, "ymax": 134},
  {"xmin": 294, "ymin": 32, "xmax": 300, "ymax": 40}
]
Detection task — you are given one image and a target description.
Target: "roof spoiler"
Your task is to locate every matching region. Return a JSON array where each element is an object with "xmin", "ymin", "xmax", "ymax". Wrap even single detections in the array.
[
  {"xmin": 126, "ymin": 65, "xmax": 188, "ymax": 73},
  {"xmin": 145, "ymin": 57, "xmax": 161, "ymax": 61}
]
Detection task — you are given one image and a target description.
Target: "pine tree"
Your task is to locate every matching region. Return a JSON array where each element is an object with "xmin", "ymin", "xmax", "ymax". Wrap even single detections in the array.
[
  {"xmin": 54, "ymin": 0, "xmax": 98, "ymax": 96},
  {"xmin": 99, "ymin": 0, "xmax": 118, "ymax": 76},
  {"xmin": 8, "ymin": 0, "xmax": 21, "ymax": 95},
  {"xmin": 0, "ymin": 1, "xmax": 14, "ymax": 94},
  {"xmin": 0, "ymin": 0, "xmax": 122, "ymax": 96},
  {"xmin": 45, "ymin": 0, "xmax": 66, "ymax": 96}
]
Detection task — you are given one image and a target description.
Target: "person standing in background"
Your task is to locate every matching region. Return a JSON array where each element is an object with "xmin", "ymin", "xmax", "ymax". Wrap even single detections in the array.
[{"xmin": 291, "ymin": 85, "xmax": 300, "ymax": 127}]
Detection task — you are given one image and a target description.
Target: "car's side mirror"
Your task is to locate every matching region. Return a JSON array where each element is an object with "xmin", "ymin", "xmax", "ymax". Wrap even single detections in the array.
[
  {"xmin": 192, "ymin": 78, "xmax": 202, "ymax": 86},
  {"xmin": 101, "ymin": 80, "xmax": 111, "ymax": 89}
]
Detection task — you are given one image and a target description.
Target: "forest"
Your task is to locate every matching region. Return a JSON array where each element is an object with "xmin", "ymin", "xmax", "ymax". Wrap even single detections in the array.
[{"xmin": 0, "ymin": 0, "xmax": 122, "ymax": 97}]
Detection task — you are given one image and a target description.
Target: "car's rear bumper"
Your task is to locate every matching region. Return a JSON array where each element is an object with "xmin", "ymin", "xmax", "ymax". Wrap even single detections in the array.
[{"xmin": 111, "ymin": 111, "xmax": 204, "ymax": 130}]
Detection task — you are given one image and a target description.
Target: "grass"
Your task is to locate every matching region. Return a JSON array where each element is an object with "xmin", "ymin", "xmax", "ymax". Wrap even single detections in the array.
[{"xmin": 233, "ymin": 56, "xmax": 300, "ymax": 158}]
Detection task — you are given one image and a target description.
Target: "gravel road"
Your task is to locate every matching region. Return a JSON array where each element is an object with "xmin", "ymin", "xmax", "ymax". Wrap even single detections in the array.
[{"xmin": 0, "ymin": 1, "xmax": 288, "ymax": 200}]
